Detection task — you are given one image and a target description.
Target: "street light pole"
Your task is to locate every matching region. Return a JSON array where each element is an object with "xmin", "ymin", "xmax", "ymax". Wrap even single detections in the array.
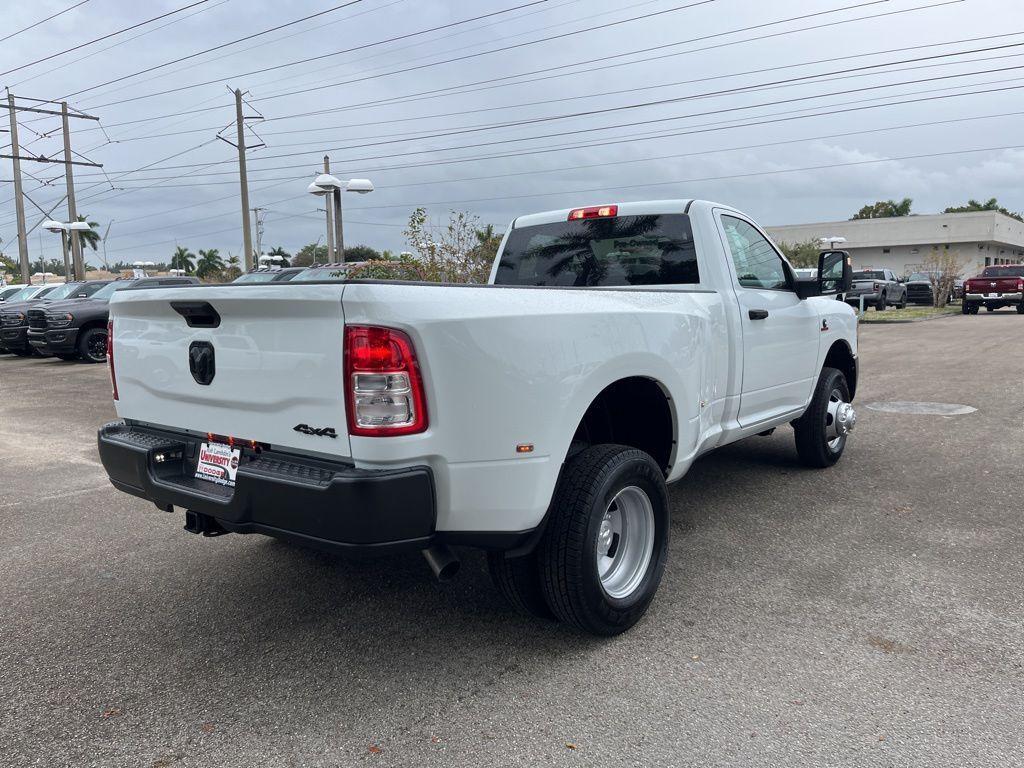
[
  {"xmin": 333, "ymin": 187, "xmax": 344, "ymax": 263},
  {"xmin": 59, "ymin": 228, "xmax": 70, "ymax": 282},
  {"xmin": 323, "ymin": 156, "xmax": 335, "ymax": 262}
]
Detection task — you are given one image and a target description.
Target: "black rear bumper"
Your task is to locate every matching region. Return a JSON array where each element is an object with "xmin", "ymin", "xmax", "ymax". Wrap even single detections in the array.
[{"xmin": 97, "ymin": 422, "xmax": 437, "ymax": 552}]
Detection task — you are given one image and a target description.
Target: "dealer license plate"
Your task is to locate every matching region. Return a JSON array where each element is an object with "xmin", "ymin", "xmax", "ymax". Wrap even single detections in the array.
[{"xmin": 194, "ymin": 442, "xmax": 241, "ymax": 487}]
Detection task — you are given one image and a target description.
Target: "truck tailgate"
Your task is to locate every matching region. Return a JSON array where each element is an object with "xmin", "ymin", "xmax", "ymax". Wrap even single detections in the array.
[{"xmin": 109, "ymin": 284, "xmax": 351, "ymax": 458}]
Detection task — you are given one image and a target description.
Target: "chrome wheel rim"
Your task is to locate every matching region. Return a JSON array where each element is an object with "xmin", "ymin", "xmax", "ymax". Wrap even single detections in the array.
[
  {"xmin": 825, "ymin": 388, "xmax": 856, "ymax": 452},
  {"xmin": 596, "ymin": 486, "xmax": 655, "ymax": 599}
]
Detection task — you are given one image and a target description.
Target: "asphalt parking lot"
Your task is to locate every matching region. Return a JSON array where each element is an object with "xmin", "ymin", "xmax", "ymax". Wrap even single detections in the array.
[{"xmin": 1, "ymin": 313, "xmax": 1021, "ymax": 768}]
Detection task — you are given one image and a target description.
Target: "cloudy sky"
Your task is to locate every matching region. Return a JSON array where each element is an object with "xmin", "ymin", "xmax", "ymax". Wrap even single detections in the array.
[{"xmin": 2, "ymin": 0, "xmax": 1023, "ymax": 266}]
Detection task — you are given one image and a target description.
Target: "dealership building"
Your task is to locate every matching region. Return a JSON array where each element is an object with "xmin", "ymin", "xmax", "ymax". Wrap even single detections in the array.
[{"xmin": 765, "ymin": 211, "xmax": 1024, "ymax": 277}]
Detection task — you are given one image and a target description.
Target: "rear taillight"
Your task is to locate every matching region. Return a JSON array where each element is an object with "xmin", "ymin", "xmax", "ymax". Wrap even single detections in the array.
[
  {"xmin": 344, "ymin": 325, "xmax": 427, "ymax": 437},
  {"xmin": 568, "ymin": 204, "xmax": 617, "ymax": 221},
  {"xmin": 107, "ymin": 319, "xmax": 118, "ymax": 401},
  {"xmin": 1017, "ymin": 279, "xmax": 1023, "ymax": 291},
  {"xmin": 873, "ymin": 282, "xmax": 881, "ymax": 291}
]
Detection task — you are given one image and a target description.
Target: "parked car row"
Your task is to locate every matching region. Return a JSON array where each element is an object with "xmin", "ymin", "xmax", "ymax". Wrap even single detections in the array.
[
  {"xmin": 0, "ymin": 264, "xmax": 362, "ymax": 363},
  {"xmin": 0, "ymin": 276, "xmax": 200, "ymax": 362}
]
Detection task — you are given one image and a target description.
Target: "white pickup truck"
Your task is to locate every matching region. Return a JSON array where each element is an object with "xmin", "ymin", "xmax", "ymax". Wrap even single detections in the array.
[{"xmin": 98, "ymin": 200, "xmax": 858, "ymax": 635}]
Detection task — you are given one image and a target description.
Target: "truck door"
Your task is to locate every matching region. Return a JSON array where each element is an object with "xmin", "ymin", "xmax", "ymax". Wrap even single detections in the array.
[{"xmin": 716, "ymin": 212, "xmax": 819, "ymax": 427}]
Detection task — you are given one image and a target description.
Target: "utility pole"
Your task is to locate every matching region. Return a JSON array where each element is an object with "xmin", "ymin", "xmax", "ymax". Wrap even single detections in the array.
[
  {"xmin": 6, "ymin": 92, "xmax": 30, "ymax": 284},
  {"xmin": 61, "ymin": 102, "xmax": 83, "ymax": 280},
  {"xmin": 323, "ymin": 155, "xmax": 335, "ymax": 262},
  {"xmin": 234, "ymin": 88, "xmax": 253, "ymax": 271}
]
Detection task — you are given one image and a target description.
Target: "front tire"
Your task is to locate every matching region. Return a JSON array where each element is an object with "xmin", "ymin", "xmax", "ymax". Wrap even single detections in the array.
[
  {"xmin": 539, "ymin": 444, "xmax": 669, "ymax": 636},
  {"xmin": 793, "ymin": 367, "xmax": 854, "ymax": 468},
  {"xmin": 77, "ymin": 327, "xmax": 108, "ymax": 363}
]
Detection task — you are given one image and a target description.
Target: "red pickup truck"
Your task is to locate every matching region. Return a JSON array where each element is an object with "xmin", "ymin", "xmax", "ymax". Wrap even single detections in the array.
[{"xmin": 962, "ymin": 265, "xmax": 1024, "ymax": 314}]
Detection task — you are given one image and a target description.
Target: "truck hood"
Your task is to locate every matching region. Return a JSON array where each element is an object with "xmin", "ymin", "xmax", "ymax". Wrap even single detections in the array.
[{"xmin": 39, "ymin": 298, "xmax": 105, "ymax": 314}]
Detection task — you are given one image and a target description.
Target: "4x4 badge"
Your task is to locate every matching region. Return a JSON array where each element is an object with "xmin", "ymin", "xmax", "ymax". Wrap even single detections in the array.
[{"xmin": 293, "ymin": 424, "xmax": 338, "ymax": 438}]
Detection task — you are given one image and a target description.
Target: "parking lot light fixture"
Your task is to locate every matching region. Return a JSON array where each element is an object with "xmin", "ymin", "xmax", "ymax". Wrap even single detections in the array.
[
  {"xmin": 42, "ymin": 220, "xmax": 73, "ymax": 282},
  {"xmin": 305, "ymin": 172, "xmax": 373, "ymax": 264}
]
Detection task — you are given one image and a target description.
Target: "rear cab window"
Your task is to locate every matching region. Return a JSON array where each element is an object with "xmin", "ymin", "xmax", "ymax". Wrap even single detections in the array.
[{"xmin": 495, "ymin": 214, "xmax": 699, "ymax": 287}]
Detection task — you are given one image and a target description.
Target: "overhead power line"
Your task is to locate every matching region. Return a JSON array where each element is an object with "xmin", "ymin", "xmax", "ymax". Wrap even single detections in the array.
[
  {"xmin": 98, "ymin": 62, "xmax": 1024, "ymax": 176},
  {"xmin": 58, "ymin": 1, "xmax": 369, "ymax": 100},
  {"xmin": 62, "ymin": 0, "xmax": 952, "ymax": 133},
  {"xmin": 0, "ymin": 0, "xmax": 90, "ymax": 45},
  {"xmin": 73, "ymin": 28, "xmax": 1024, "ymax": 147},
  {"xmin": 82, "ymin": 0, "xmax": 702, "ymax": 109},
  {"xmin": 0, "ymin": 0, "xmax": 214, "ymax": 77}
]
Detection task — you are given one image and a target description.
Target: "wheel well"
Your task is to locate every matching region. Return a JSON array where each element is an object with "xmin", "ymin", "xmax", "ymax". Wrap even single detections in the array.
[
  {"xmin": 824, "ymin": 341, "xmax": 857, "ymax": 399},
  {"xmin": 570, "ymin": 377, "xmax": 674, "ymax": 472},
  {"xmin": 78, "ymin": 319, "xmax": 107, "ymax": 336}
]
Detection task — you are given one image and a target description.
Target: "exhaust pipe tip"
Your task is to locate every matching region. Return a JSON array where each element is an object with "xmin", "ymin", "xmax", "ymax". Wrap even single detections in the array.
[{"xmin": 422, "ymin": 544, "xmax": 460, "ymax": 581}]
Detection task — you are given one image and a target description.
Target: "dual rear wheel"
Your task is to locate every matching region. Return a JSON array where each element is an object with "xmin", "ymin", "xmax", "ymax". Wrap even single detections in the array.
[{"xmin": 489, "ymin": 367, "xmax": 853, "ymax": 635}]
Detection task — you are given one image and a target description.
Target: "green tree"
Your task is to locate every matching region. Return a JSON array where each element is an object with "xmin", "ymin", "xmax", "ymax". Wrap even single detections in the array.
[
  {"xmin": 293, "ymin": 243, "xmax": 329, "ymax": 267},
  {"xmin": 75, "ymin": 215, "xmax": 101, "ymax": 250},
  {"xmin": 851, "ymin": 198, "xmax": 913, "ymax": 220},
  {"xmin": 943, "ymin": 197, "xmax": 1023, "ymax": 222},
  {"xmin": 170, "ymin": 246, "xmax": 195, "ymax": 274},
  {"xmin": 196, "ymin": 248, "xmax": 225, "ymax": 281},
  {"xmin": 343, "ymin": 244, "xmax": 381, "ymax": 262},
  {"xmin": 224, "ymin": 253, "xmax": 242, "ymax": 281},
  {"xmin": 777, "ymin": 239, "xmax": 822, "ymax": 268},
  {"xmin": 267, "ymin": 246, "xmax": 291, "ymax": 266}
]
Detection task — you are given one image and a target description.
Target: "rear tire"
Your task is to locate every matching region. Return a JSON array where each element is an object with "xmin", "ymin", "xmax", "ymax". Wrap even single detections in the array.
[
  {"xmin": 77, "ymin": 327, "xmax": 108, "ymax": 363},
  {"xmin": 538, "ymin": 444, "xmax": 669, "ymax": 636},
  {"xmin": 793, "ymin": 367, "xmax": 853, "ymax": 468},
  {"xmin": 1017, "ymin": 303, "xmax": 1024, "ymax": 314},
  {"xmin": 487, "ymin": 550, "xmax": 553, "ymax": 620},
  {"xmin": 875, "ymin": 293, "xmax": 886, "ymax": 311}
]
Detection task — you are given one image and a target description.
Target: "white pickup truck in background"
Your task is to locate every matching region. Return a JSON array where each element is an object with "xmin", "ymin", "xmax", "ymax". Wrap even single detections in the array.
[{"xmin": 98, "ymin": 199, "xmax": 858, "ymax": 635}]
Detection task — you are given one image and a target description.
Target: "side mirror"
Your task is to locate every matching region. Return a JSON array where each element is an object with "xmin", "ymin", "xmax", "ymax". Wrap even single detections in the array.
[{"xmin": 818, "ymin": 250, "xmax": 851, "ymax": 295}]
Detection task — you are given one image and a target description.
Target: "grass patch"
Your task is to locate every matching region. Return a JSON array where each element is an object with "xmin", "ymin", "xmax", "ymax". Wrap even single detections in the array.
[{"xmin": 857, "ymin": 303, "xmax": 961, "ymax": 323}]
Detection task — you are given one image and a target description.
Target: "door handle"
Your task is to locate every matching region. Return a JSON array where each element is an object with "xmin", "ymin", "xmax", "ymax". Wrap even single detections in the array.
[{"xmin": 748, "ymin": 309, "xmax": 769, "ymax": 320}]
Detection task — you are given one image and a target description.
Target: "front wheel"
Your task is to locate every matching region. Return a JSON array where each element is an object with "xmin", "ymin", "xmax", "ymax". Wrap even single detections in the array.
[
  {"xmin": 539, "ymin": 444, "xmax": 669, "ymax": 636},
  {"xmin": 792, "ymin": 367, "xmax": 855, "ymax": 468},
  {"xmin": 897, "ymin": 293, "xmax": 907, "ymax": 309},
  {"xmin": 77, "ymin": 327, "xmax": 108, "ymax": 364}
]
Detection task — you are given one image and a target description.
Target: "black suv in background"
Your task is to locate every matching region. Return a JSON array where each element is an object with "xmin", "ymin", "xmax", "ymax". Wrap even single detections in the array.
[
  {"xmin": 35, "ymin": 275, "xmax": 200, "ymax": 363},
  {"xmin": 1, "ymin": 282, "xmax": 104, "ymax": 356}
]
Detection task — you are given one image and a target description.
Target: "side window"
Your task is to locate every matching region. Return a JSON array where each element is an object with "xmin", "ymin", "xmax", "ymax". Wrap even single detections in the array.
[{"xmin": 721, "ymin": 215, "xmax": 789, "ymax": 290}]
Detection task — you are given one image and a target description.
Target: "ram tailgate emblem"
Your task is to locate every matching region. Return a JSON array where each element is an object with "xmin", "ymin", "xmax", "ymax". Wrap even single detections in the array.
[{"xmin": 293, "ymin": 424, "xmax": 338, "ymax": 439}]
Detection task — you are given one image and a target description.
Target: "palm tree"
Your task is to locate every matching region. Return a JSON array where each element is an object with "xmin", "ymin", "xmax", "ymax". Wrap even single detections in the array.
[
  {"xmin": 196, "ymin": 248, "xmax": 225, "ymax": 280},
  {"xmin": 75, "ymin": 215, "xmax": 101, "ymax": 251},
  {"xmin": 268, "ymin": 246, "xmax": 290, "ymax": 267},
  {"xmin": 170, "ymin": 246, "xmax": 195, "ymax": 274}
]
